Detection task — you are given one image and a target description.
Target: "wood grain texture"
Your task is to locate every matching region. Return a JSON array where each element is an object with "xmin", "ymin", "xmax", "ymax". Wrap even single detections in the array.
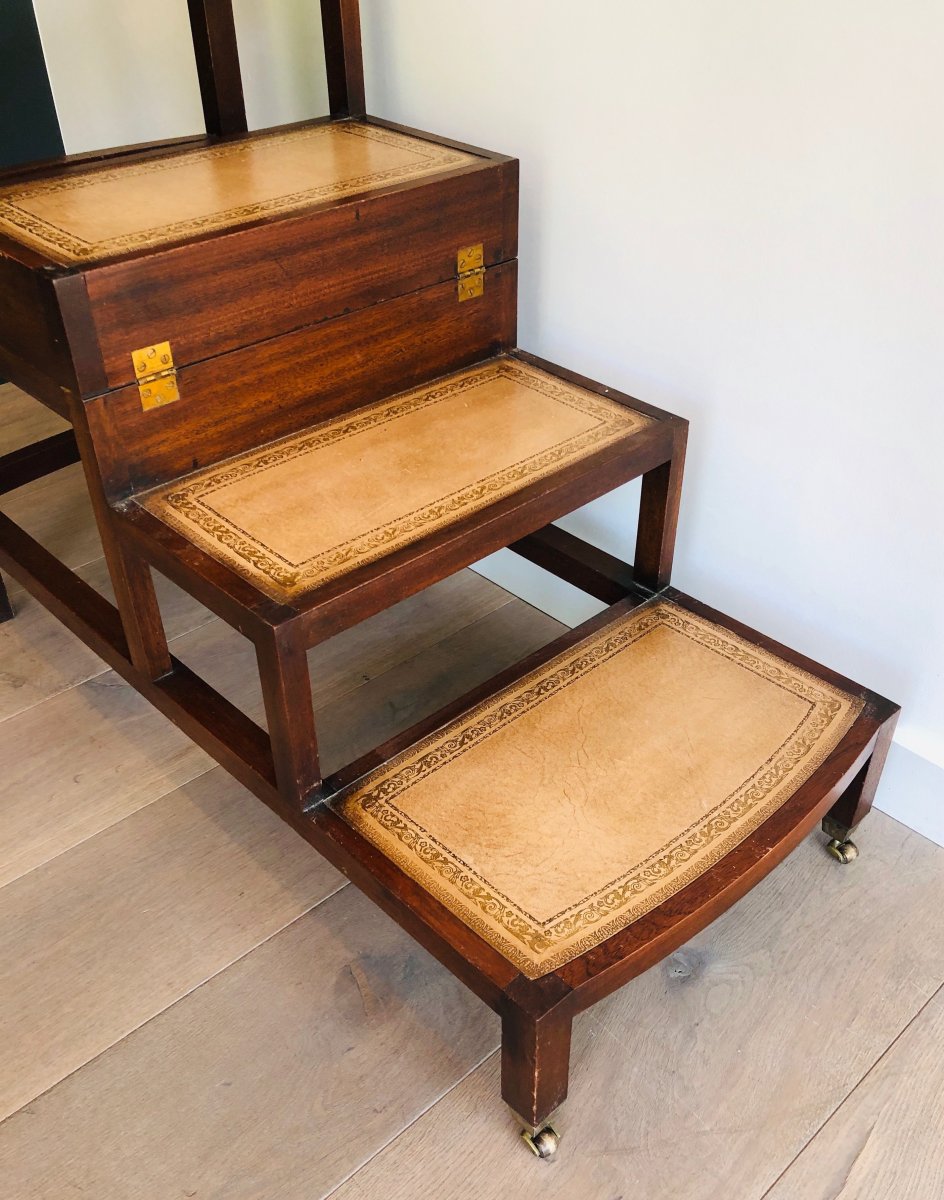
[
  {"xmin": 0, "ymin": 888, "xmax": 498, "ymax": 1199},
  {"xmin": 763, "ymin": 987, "xmax": 944, "ymax": 1200},
  {"xmin": 86, "ymin": 159, "xmax": 515, "ymax": 390},
  {"xmin": 326, "ymin": 814, "xmax": 944, "ymax": 1200},
  {"xmin": 0, "ymin": 666, "xmax": 211, "ymax": 888},
  {"xmin": 93, "ymin": 264, "xmax": 517, "ymax": 494},
  {"xmin": 0, "ymin": 768, "xmax": 343, "ymax": 1120}
]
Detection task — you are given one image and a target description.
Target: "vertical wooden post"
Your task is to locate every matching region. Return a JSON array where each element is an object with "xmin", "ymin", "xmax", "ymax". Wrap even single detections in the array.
[
  {"xmin": 824, "ymin": 708, "xmax": 899, "ymax": 839},
  {"xmin": 71, "ymin": 403, "xmax": 174, "ymax": 680},
  {"xmin": 501, "ymin": 1001, "xmax": 573, "ymax": 1130},
  {"xmin": 54, "ymin": 275, "xmax": 174, "ymax": 681},
  {"xmin": 633, "ymin": 421, "xmax": 687, "ymax": 593},
  {"xmin": 257, "ymin": 626, "xmax": 322, "ymax": 810},
  {"xmin": 187, "ymin": 0, "xmax": 249, "ymax": 137},
  {"xmin": 320, "ymin": 0, "xmax": 367, "ymax": 118}
]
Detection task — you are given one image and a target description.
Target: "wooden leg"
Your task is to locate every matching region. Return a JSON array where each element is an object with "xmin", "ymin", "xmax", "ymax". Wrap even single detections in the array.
[
  {"xmin": 64, "ymin": 396, "xmax": 172, "ymax": 680},
  {"xmin": 501, "ymin": 1003, "xmax": 573, "ymax": 1135},
  {"xmin": 0, "ymin": 571, "xmax": 14, "ymax": 622},
  {"xmin": 823, "ymin": 712, "xmax": 899, "ymax": 846},
  {"xmin": 633, "ymin": 425, "xmax": 687, "ymax": 593},
  {"xmin": 257, "ymin": 627, "xmax": 322, "ymax": 811},
  {"xmin": 109, "ymin": 548, "xmax": 173, "ymax": 680}
]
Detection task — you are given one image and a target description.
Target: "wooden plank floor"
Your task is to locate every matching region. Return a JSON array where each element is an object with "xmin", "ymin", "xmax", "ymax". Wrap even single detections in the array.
[{"xmin": 1, "ymin": 385, "xmax": 942, "ymax": 1198}]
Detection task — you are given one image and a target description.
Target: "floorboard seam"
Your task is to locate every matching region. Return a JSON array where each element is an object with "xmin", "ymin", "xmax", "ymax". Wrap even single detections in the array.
[
  {"xmin": 320, "ymin": 1046, "xmax": 502, "ymax": 1200},
  {"xmin": 756, "ymin": 978, "xmax": 944, "ymax": 1200},
  {"xmin": 0, "ymin": 755, "xmax": 221, "ymax": 892},
  {"xmin": 0, "ymin": 584, "xmax": 214, "ymax": 728},
  {"xmin": 0, "ymin": 878, "xmax": 352, "ymax": 1129}
]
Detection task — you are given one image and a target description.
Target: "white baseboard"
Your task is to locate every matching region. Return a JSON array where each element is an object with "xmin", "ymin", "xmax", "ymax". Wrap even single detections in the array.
[
  {"xmin": 874, "ymin": 743, "xmax": 944, "ymax": 848},
  {"xmin": 471, "ymin": 557, "xmax": 944, "ymax": 850}
]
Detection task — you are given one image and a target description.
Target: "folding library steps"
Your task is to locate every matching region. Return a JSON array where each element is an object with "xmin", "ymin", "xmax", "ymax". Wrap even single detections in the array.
[{"xmin": 0, "ymin": 0, "xmax": 897, "ymax": 1163}]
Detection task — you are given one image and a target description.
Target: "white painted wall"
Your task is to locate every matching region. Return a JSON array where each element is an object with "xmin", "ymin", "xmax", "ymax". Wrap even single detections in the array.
[
  {"xmin": 32, "ymin": 0, "xmax": 328, "ymax": 150},
  {"xmin": 361, "ymin": 0, "xmax": 943, "ymax": 841}
]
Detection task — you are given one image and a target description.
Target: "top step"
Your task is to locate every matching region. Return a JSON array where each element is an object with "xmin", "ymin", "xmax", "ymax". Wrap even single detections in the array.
[{"xmin": 0, "ymin": 121, "xmax": 486, "ymax": 267}]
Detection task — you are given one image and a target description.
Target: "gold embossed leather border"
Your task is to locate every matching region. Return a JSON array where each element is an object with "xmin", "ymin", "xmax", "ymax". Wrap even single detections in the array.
[
  {"xmin": 335, "ymin": 602, "xmax": 863, "ymax": 978},
  {"xmin": 139, "ymin": 360, "xmax": 651, "ymax": 600},
  {"xmin": 0, "ymin": 123, "xmax": 479, "ymax": 263}
]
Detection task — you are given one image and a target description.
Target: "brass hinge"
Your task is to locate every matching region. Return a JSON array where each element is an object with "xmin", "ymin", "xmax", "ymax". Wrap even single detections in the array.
[
  {"xmin": 457, "ymin": 244, "xmax": 485, "ymax": 302},
  {"xmin": 132, "ymin": 341, "xmax": 179, "ymax": 410}
]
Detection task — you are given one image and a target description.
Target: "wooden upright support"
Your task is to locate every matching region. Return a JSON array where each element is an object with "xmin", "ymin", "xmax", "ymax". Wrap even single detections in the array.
[
  {"xmin": 187, "ymin": 0, "xmax": 249, "ymax": 136},
  {"xmin": 321, "ymin": 0, "xmax": 367, "ymax": 118}
]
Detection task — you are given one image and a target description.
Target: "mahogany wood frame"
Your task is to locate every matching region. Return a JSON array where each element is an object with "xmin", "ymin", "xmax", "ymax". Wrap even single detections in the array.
[
  {"xmin": 0, "ymin": 333, "xmax": 897, "ymax": 1130},
  {"xmin": 0, "ymin": 0, "xmax": 900, "ymax": 1141},
  {"xmin": 105, "ymin": 352, "xmax": 689, "ymax": 808},
  {"xmin": 188, "ymin": 0, "xmax": 366, "ymax": 132}
]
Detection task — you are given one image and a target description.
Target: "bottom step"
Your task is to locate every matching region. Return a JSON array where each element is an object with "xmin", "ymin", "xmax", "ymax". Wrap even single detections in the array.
[
  {"xmin": 322, "ymin": 588, "xmax": 897, "ymax": 1146},
  {"xmin": 334, "ymin": 596, "xmax": 864, "ymax": 978}
]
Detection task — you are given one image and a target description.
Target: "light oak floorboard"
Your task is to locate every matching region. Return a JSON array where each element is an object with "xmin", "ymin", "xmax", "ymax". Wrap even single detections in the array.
[
  {"xmin": 0, "ymin": 382, "xmax": 69, "ymax": 454},
  {"xmin": 0, "ymin": 555, "xmax": 215, "ymax": 722},
  {"xmin": 0, "ymin": 887, "xmax": 500, "ymax": 1200},
  {"xmin": 313, "ymin": 598, "xmax": 565, "ymax": 771},
  {"xmin": 0, "ymin": 462, "xmax": 102, "ymax": 570},
  {"xmin": 763, "ymin": 986, "xmax": 944, "ymax": 1200},
  {"xmin": 0, "ymin": 569, "xmax": 522, "ymax": 886},
  {"xmin": 0, "ymin": 562, "xmax": 506, "ymax": 724},
  {"xmin": 0, "ymin": 767, "xmax": 344, "ymax": 1121},
  {"xmin": 0, "ymin": 576, "xmax": 559, "ymax": 1117},
  {"xmin": 0, "ymin": 670, "xmax": 212, "ymax": 888},
  {"xmin": 326, "ymin": 814, "xmax": 944, "ymax": 1200}
]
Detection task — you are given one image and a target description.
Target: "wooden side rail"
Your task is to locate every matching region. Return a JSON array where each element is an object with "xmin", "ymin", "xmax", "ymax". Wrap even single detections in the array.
[
  {"xmin": 0, "ymin": 509, "xmax": 276, "ymax": 802},
  {"xmin": 187, "ymin": 0, "xmax": 367, "ymax": 134},
  {"xmin": 508, "ymin": 524, "xmax": 637, "ymax": 604},
  {"xmin": 0, "ymin": 430, "xmax": 80, "ymax": 496},
  {"xmin": 321, "ymin": 0, "xmax": 366, "ymax": 118},
  {"xmin": 187, "ymin": 0, "xmax": 248, "ymax": 137}
]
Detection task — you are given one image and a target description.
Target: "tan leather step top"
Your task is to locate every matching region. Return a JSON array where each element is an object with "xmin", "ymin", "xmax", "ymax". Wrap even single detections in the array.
[
  {"xmin": 0, "ymin": 122, "xmax": 478, "ymax": 264},
  {"xmin": 136, "ymin": 358, "xmax": 652, "ymax": 601},
  {"xmin": 334, "ymin": 600, "xmax": 863, "ymax": 978}
]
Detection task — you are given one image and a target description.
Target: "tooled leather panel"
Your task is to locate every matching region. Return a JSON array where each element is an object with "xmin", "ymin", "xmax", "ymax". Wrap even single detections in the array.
[
  {"xmin": 0, "ymin": 123, "xmax": 479, "ymax": 263},
  {"xmin": 137, "ymin": 359, "xmax": 652, "ymax": 600},
  {"xmin": 334, "ymin": 600, "xmax": 863, "ymax": 978}
]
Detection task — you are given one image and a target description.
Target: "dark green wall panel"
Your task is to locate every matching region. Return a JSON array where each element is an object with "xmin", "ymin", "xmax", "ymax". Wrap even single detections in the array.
[{"xmin": 0, "ymin": 0, "xmax": 63, "ymax": 169}]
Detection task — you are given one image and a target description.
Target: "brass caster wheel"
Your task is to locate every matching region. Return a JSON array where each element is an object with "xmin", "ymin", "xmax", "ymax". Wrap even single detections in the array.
[
  {"xmin": 826, "ymin": 837, "xmax": 859, "ymax": 865},
  {"xmin": 521, "ymin": 1125, "xmax": 560, "ymax": 1159}
]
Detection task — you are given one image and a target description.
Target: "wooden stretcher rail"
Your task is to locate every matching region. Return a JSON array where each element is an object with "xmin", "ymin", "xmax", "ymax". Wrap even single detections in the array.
[
  {"xmin": 0, "ymin": 430, "xmax": 80, "ymax": 496},
  {"xmin": 508, "ymin": 523, "xmax": 639, "ymax": 604},
  {"xmin": 0, "ymin": 509, "xmax": 277, "ymax": 801},
  {"xmin": 0, "ymin": 452, "xmax": 900, "ymax": 1136}
]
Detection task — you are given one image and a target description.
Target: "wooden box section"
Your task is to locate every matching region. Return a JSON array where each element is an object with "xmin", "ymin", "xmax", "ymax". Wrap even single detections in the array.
[{"xmin": 0, "ymin": 117, "xmax": 517, "ymax": 407}]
